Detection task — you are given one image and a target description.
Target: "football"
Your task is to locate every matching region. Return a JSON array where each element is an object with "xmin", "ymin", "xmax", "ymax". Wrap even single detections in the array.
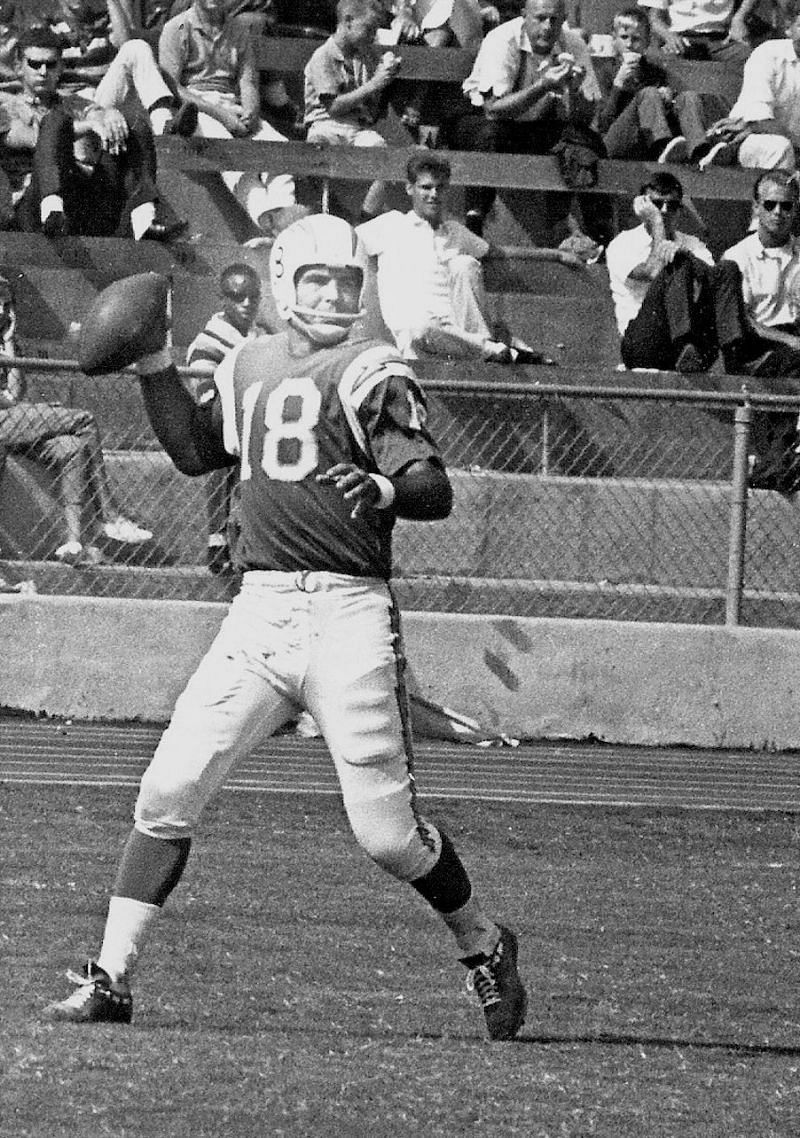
[{"xmin": 79, "ymin": 272, "xmax": 170, "ymax": 376}]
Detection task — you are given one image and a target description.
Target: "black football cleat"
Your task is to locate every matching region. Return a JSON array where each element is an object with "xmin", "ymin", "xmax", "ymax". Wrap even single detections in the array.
[
  {"xmin": 43, "ymin": 961, "xmax": 132, "ymax": 1024},
  {"xmin": 463, "ymin": 925, "xmax": 527, "ymax": 1041}
]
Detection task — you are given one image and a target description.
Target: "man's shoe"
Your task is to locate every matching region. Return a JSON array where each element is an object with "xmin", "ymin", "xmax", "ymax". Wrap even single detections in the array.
[
  {"xmin": 463, "ymin": 925, "xmax": 527, "ymax": 1041},
  {"xmin": 54, "ymin": 541, "xmax": 104, "ymax": 566},
  {"xmin": 658, "ymin": 135, "xmax": 689, "ymax": 164},
  {"xmin": 207, "ymin": 540, "xmax": 231, "ymax": 576},
  {"xmin": 164, "ymin": 100, "xmax": 198, "ymax": 138},
  {"xmin": 698, "ymin": 140, "xmax": 738, "ymax": 171},
  {"xmin": 44, "ymin": 961, "xmax": 132, "ymax": 1024},
  {"xmin": 42, "ymin": 211, "xmax": 68, "ymax": 239},
  {"xmin": 141, "ymin": 218, "xmax": 188, "ymax": 243},
  {"xmin": 102, "ymin": 517, "xmax": 153, "ymax": 544},
  {"xmin": 509, "ymin": 345, "xmax": 556, "ymax": 366},
  {"xmin": 675, "ymin": 342, "xmax": 709, "ymax": 373}
]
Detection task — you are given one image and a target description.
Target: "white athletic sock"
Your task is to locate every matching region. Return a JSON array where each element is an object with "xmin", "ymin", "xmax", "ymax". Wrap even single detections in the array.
[
  {"xmin": 439, "ymin": 897, "xmax": 500, "ymax": 960},
  {"xmin": 131, "ymin": 201, "xmax": 156, "ymax": 240},
  {"xmin": 96, "ymin": 896, "xmax": 161, "ymax": 982}
]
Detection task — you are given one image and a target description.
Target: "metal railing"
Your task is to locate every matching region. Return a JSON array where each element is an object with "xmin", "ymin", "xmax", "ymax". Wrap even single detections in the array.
[{"xmin": 2, "ymin": 356, "xmax": 800, "ymax": 630}]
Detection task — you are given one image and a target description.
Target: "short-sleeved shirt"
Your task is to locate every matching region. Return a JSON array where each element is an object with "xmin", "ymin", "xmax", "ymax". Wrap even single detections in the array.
[
  {"xmin": 723, "ymin": 232, "xmax": 800, "ymax": 328},
  {"xmin": 636, "ymin": 0, "xmax": 734, "ymax": 35},
  {"xmin": 304, "ymin": 34, "xmax": 383, "ymax": 127},
  {"xmin": 728, "ymin": 38, "xmax": 800, "ymax": 144},
  {"xmin": 357, "ymin": 209, "xmax": 489, "ymax": 342},
  {"xmin": 214, "ymin": 332, "xmax": 439, "ymax": 578},
  {"xmin": 606, "ymin": 223, "xmax": 714, "ymax": 334},
  {"xmin": 158, "ymin": 6, "xmax": 252, "ymax": 95},
  {"xmin": 462, "ymin": 16, "xmax": 600, "ymax": 116}
]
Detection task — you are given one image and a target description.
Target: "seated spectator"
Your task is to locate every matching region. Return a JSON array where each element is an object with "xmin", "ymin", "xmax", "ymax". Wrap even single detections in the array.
[
  {"xmin": 357, "ymin": 149, "xmax": 558, "ymax": 363},
  {"xmin": 304, "ymin": 0, "xmax": 402, "ymax": 221},
  {"xmin": 699, "ymin": 0, "xmax": 800, "ymax": 172},
  {"xmin": 598, "ymin": 5, "xmax": 729, "ymax": 164},
  {"xmin": 453, "ymin": 0, "xmax": 606, "ymax": 244},
  {"xmin": 606, "ymin": 171, "xmax": 718, "ymax": 371},
  {"xmin": 638, "ymin": 0, "xmax": 776, "ymax": 61},
  {"xmin": 715, "ymin": 169, "xmax": 800, "ymax": 491},
  {"xmin": 0, "ymin": 27, "xmax": 180, "ymax": 239},
  {"xmin": 159, "ymin": 0, "xmax": 302, "ymax": 239},
  {"xmin": 185, "ymin": 262, "xmax": 268, "ymax": 574},
  {"xmin": 32, "ymin": 1, "xmax": 197, "ymax": 141},
  {"xmin": 0, "ymin": 275, "xmax": 152, "ymax": 565}
]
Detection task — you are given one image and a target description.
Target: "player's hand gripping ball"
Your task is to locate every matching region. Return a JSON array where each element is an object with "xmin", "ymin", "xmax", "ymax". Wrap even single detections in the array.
[{"xmin": 79, "ymin": 272, "xmax": 170, "ymax": 375}]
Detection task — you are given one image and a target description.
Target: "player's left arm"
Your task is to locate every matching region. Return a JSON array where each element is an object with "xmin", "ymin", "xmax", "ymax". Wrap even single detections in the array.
[{"xmin": 329, "ymin": 354, "xmax": 453, "ymax": 519}]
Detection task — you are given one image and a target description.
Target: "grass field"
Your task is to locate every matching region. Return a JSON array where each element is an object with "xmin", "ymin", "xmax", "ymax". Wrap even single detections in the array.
[{"xmin": 2, "ymin": 782, "xmax": 799, "ymax": 1137}]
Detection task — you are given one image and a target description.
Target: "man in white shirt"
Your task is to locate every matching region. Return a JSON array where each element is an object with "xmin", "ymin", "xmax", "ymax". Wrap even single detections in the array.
[
  {"xmin": 451, "ymin": 0, "xmax": 604, "ymax": 240},
  {"xmin": 716, "ymin": 168, "xmax": 800, "ymax": 489},
  {"xmin": 606, "ymin": 171, "xmax": 717, "ymax": 370},
  {"xmin": 357, "ymin": 149, "xmax": 549, "ymax": 363},
  {"xmin": 700, "ymin": 0, "xmax": 800, "ymax": 171}
]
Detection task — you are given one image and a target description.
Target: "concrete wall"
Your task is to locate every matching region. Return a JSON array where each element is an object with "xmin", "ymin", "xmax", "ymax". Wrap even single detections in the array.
[{"xmin": 3, "ymin": 593, "xmax": 800, "ymax": 751}]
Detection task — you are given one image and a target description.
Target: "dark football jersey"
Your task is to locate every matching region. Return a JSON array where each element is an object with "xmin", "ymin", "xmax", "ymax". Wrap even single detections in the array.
[{"xmin": 214, "ymin": 331, "xmax": 441, "ymax": 577}]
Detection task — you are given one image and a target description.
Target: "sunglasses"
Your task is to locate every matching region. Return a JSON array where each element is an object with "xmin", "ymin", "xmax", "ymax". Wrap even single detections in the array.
[
  {"xmin": 649, "ymin": 198, "xmax": 681, "ymax": 213},
  {"xmin": 25, "ymin": 57, "xmax": 60, "ymax": 70},
  {"xmin": 224, "ymin": 290, "xmax": 260, "ymax": 302},
  {"xmin": 759, "ymin": 199, "xmax": 796, "ymax": 214}
]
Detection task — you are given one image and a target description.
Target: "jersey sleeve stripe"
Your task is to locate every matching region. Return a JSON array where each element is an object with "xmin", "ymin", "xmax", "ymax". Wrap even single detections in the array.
[{"xmin": 337, "ymin": 346, "xmax": 421, "ymax": 457}]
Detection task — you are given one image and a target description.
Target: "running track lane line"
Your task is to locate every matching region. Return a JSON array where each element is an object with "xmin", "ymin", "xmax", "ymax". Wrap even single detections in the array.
[{"xmin": 0, "ymin": 719, "xmax": 798, "ymax": 812}]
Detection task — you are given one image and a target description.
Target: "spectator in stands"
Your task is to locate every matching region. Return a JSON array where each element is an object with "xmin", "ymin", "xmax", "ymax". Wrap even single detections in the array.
[
  {"xmin": 0, "ymin": 27, "xmax": 181, "ymax": 239},
  {"xmin": 598, "ymin": 5, "xmax": 730, "ymax": 164},
  {"xmin": 357, "ymin": 149, "xmax": 558, "ymax": 362},
  {"xmin": 639, "ymin": 0, "xmax": 777, "ymax": 60},
  {"xmin": 185, "ymin": 262, "xmax": 268, "ymax": 574},
  {"xmin": 304, "ymin": 0, "xmax": 402, "ymax": 221},
  {"xmin": 0, "ymin": 275, "xmax": 152, "ymax": 564},
  {"xmin": 158, "ymin": 0, "xmax": 303, "ymax": 239},
  {"xmin": 715, "ymin": 169, "xmax": 800, "ymax": 491},
  {"xmin": 454, "ymin": 0, "xmax": 605, "ymax": 242},
  {"xmin": 699, "ymin": 0, "xmax": 800, "ymax": 172},
  {"xmin": 606, "ymin": 170, "xmax": 718, "ymax": 371},
  {"xmin": 32, "ymin": 1, "xmax": 198, "ymax": 141}
]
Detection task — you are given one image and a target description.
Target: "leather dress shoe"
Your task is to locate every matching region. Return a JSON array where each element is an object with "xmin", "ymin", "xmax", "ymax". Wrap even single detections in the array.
[
  {"xmin": 164, "ymin": 101, "xmax": 198, "ymax": 138},
  {"xmin": 42, "ymin": 211, "xmax": 68, "ymax": 238},
  {"xmin": 141, "ymin": 218, "xmax": 188, "ymax": 242}
]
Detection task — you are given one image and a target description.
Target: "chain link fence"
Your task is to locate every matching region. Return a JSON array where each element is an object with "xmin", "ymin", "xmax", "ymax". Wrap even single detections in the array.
[{"xmin": 3, "ymin": 358, "xmax": 800, "ymax": 630}]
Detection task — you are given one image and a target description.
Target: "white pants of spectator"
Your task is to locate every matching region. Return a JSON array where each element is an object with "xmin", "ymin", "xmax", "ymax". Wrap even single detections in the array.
[
  {"xmin": 736, "ymin": 134, "xmax": 796, "ymax": 172},
  {"xmin": 305, "ymin": 120, "xmax": 387, "ymax": 147},
  {"xmin": 393, "ymin": 254, "xmax": 493, "ymax": 359},
  {"xmin": 92, "ymin": 38, "xmax": 176, "ymax": 120},
  {"xmin": 189, "ymin": 91, "xmax": 296, "ymax": 226}
]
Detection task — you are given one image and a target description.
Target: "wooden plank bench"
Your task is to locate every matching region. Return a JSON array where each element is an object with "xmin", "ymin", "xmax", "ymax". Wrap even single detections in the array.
[{"xmin": 253, "ymin": 35, "xmax": 744, "ymax": 105}]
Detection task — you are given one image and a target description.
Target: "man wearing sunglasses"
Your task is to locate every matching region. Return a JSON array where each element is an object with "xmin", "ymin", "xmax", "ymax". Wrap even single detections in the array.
[
  {"xmin": 606, "ymin": 170, "xmax": 718, "ymax": 371},
  {"xmin": 715, "ymin": 169, "xmax": 800, "ymax": 491}
]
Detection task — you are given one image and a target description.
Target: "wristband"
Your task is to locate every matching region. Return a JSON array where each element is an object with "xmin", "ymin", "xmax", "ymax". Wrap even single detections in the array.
[
  {"xmin": 370, "ymin": 473, "xmax": 396, "ymax": 509},
  {"xmin": 134, "ymin": 346, "xmax": 173, "ymax": 376}
]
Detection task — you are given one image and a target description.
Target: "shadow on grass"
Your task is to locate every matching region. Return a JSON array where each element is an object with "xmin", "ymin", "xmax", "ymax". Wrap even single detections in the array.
[{"xmin": 505, "ymin": 1030, "xmax": 800, "ymax": 1057}]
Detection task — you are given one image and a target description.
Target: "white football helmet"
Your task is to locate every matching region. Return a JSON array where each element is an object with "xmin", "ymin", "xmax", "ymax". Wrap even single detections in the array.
[{"xmin": 269, "ymin": 213, "xmax": 365, "ymax": 346}]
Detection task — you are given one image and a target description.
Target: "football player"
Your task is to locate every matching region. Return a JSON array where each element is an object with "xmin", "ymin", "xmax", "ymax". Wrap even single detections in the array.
[{"xmin": 45, "ymin": 214, "xmax": 527, "ymax": 1041}]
